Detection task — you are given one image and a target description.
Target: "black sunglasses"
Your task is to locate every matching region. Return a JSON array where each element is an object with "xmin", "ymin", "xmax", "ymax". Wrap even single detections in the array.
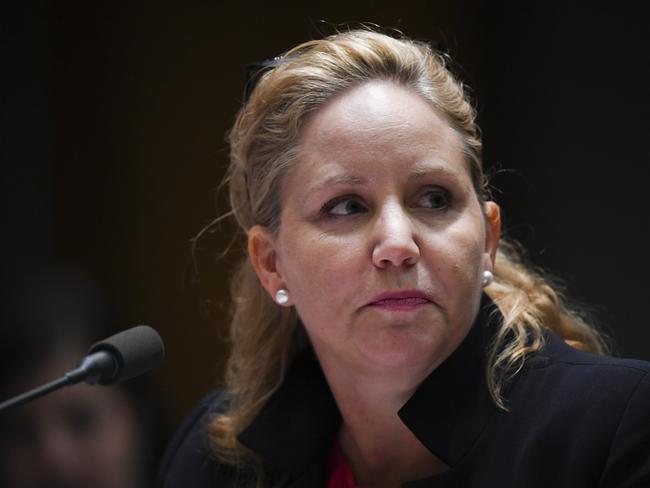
[{"xmin": 243, "ymin": 57, "xmax": 283, "ymax": 103}]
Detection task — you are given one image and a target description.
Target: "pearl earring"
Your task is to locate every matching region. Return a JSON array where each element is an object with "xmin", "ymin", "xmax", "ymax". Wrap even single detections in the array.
[
  {"xmin": 275, "ymin": 289, "xmax": 290, "ymax": 305},
  {"xmin": 482, "ymin": 270, "xmax": 494, "ymax": 287}
]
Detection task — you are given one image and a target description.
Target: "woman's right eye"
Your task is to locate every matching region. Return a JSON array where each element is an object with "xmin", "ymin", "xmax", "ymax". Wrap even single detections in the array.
[{"xmin": 320, "ymin": 196, "xmax": 367, "ymax": 216}]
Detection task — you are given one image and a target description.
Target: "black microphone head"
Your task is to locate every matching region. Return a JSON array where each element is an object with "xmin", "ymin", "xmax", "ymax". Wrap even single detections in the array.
[{"xmin": 87, "ymin": 325, "xmax": 165, "ymax": 385}]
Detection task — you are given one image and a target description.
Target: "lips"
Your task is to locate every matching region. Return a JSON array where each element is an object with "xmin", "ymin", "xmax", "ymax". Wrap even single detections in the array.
[
  {"xmin": 367, "ymin": 290, "xmax": 432, "ymax": 310},
  {"xmin": 372, "ymin": 297, "xmax": 429, "ymax": 306}
]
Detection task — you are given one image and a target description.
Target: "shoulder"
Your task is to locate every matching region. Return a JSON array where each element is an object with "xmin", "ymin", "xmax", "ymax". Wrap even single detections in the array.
[
  {"xmin": 512, "ymin": 333, "xmax": 650, "ymax": 485},
  {"xmin": 518, "ymin": 331, "xmax": 650, "ymax": 411},
  {"xmin": 157, "ymin": 390, "xmax": 235, "ymax": 488},
  {"xmin": 524, "ymin": 331, "xmax": 650, "ymax": 391}
]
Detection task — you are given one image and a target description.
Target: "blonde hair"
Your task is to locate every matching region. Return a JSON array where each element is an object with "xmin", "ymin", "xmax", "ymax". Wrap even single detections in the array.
[{"xmin": 209, "ymin": 29, "xmax": 608, "ymax": 468}]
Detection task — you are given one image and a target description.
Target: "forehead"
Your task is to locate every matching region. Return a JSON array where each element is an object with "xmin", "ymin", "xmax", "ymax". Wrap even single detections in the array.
[{"xmin": 290, "ymin": 81, "xmax": 469, "ymax": 186}]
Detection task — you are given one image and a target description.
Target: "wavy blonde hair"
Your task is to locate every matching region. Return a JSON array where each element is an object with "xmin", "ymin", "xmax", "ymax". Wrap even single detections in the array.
[{"xmin": 209, "ymin": 29, "xmax": 608, "ymax": 467}]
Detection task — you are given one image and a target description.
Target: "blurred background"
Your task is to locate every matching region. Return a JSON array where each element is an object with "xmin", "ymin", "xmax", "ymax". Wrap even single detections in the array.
[{"xmin": 2, "ymin": 1, "xmax": 649, "ymax": 486}]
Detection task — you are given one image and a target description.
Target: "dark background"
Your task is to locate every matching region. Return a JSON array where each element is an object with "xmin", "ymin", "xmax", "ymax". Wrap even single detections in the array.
[{"xmin": 3, "ymin": 0, "xmax": 649, "ymax": 445}]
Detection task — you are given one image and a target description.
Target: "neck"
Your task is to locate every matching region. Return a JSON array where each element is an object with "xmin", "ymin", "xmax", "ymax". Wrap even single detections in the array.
[{"xmin": 318, "ymin": 357, "xmax": 448, "ymax": 487}]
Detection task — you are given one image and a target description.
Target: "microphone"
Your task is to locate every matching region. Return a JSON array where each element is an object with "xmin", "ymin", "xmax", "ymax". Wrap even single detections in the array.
[{"xmin": 0, "ymin": 325, "xmax": 165, "ymax": 413}]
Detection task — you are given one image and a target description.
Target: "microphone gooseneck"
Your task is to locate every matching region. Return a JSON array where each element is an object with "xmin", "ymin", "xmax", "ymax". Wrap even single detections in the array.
[{"xmin": 0, "ymin": 325, "xmax": 165, "ymax": 413}]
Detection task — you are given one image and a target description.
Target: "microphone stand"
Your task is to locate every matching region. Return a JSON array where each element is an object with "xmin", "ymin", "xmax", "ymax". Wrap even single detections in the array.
[{"xmin": 0, "ymin": 351, "xmax": 116, "ymax": 413}]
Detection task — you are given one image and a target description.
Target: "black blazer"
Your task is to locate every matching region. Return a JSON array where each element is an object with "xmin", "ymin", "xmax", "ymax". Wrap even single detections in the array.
[{"xmin": 158, "ymin": 300, "xmax": 650, "ymax": 487}]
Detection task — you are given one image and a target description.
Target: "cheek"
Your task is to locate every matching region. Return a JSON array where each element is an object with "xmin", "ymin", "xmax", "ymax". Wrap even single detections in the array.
[
  {"xmin": 278, "ymin": 233, "xmax": 360, "ymax": 308},
  {"xmin": 430, "ymin": 218, "xmax": 486, "ymax": 291},
  {"xmin": 281, "ymin": 257, "xmax": 344, "ymax": 342}
]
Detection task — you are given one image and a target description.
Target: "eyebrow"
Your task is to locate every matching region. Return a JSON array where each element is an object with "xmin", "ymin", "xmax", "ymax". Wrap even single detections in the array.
[
  {"xmin": 408, "ymin": 162, "xmax": 461, "ymax": 180},
  {"xmin": 302, "ymin": 174, "xmax": 368, "ymax": 205}
]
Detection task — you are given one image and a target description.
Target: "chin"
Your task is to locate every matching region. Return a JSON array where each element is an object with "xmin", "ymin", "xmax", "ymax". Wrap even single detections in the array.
[{"xmin": 355, "ymin": 332, "xmax": 447, "ymax": 375}]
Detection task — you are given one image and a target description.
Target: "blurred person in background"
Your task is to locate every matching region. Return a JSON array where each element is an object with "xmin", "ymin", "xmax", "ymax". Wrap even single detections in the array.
[{"xmin": 0, "ymin": 269, "xmax": 165, "ymax": 488}]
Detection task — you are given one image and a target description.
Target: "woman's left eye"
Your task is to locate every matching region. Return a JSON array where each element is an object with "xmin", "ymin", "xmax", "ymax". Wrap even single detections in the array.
[{"xmin": 414, "ymin": 187, "xmax": 451, "ymax": 209}]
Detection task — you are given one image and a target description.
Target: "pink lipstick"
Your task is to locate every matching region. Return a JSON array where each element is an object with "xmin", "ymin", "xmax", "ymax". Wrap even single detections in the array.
[{"xmin": 367, "ymin": 290, "xmax": 431, "ymax": 311}]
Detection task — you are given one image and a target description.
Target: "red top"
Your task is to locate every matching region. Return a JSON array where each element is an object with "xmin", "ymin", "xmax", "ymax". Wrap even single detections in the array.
[{"xmin": 327, "ymin": 442, "xmax": 364, "ymax": 488}]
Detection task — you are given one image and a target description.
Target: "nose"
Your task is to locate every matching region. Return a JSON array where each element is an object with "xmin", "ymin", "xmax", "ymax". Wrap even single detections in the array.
[{"xmin": 371, "ymin": 202, "xmax": 421, "ymax": 268}]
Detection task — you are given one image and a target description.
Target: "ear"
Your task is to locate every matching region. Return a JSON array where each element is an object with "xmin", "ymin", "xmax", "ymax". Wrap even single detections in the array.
[
  {"xmin": 248, "ymin": 225, "xmax": 287, "ymax": 302},
  {"xmin": 483, "ymin": 201, "xmax": 501, "ymax": 270}
]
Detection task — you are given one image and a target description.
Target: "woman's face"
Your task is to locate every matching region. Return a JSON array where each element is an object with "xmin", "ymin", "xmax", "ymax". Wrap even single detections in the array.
[{"xmin": 249, "ymin": 80, "xmax": 500, "ymax": 379}]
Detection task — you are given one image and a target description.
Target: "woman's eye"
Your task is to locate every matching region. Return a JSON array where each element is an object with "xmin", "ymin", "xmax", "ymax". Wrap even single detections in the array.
[
  {"xmin": 321, "ymin": 197, "xmax": 367, "ymax": 216},
  {"xmin": 415, "ymin": 187, "xmax": 451, "ymax": 209}
]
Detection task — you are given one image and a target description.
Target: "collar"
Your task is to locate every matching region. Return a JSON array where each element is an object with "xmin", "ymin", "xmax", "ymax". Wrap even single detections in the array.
[{"xmin": 238, "ymin": 294, "xmax": 501, "ymax": 478}]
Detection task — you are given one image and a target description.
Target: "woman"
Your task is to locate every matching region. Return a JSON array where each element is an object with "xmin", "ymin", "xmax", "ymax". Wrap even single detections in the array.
[{"xmin": 158, "ymin": 30, "xmax": 650, "ymax": 487}]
